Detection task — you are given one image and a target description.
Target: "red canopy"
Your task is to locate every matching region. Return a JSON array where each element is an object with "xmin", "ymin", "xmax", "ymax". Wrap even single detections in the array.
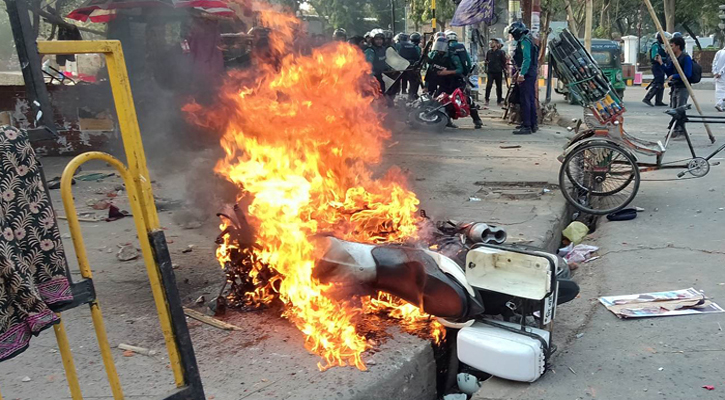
[{"xmin": 67, "ymin": 0, "xmax": 234, "ymax": 22}]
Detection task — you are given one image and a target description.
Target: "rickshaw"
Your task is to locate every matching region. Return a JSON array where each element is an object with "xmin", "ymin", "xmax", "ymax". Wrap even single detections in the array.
[{"xmin": 556, "ymin": 39, "xmax": 626, "ymax": 103}]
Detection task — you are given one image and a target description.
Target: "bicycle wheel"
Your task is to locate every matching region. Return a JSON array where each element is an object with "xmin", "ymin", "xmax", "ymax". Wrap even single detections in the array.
[{"xmin": 559, "ymin": 141, "xmax": 640, "ymax": 215}]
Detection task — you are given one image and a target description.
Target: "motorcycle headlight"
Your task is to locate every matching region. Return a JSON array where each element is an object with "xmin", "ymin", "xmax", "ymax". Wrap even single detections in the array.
[
  {"xmin": 455, "ymin": 98, "xmax": 462, "ymax": 106},
  {"xmin": 616, "ymin": 72, "xmax": 623, "ymax": 81}
]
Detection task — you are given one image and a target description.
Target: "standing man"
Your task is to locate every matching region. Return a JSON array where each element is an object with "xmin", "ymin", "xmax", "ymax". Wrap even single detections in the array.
[
  {"xmin": 446, "ymin": 30, "xmax": 472, "ymax": 76},
  {"xmin": 510, "ymin": 21, "xmax": 538, "ymax": 135},
  {"xmin": 643, "ymin": 33, "xmax": 669, "ymax": 106},
  {"xmin": 712, "ymin": 43, "xmax": 725, "ymax": 111},
  {"xmin": 658, "ymin": 35, "xmax": 692, "ymax": 137},
  {"xmin": 365, "ymin": 30, "xmax": 389, "ymax": 96},
  {"xmin": 484, "ymin": 38, "xmax": 507, "ymax": 107},
  {"xmin": 396, "ymin": 33, "xmax": 422, "ymax": 99}
]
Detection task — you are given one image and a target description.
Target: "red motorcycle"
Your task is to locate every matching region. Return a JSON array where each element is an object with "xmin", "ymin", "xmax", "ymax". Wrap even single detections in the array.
[{"xmin": 408, "ymin": 87, "xmax": 471, "ymax": 132}]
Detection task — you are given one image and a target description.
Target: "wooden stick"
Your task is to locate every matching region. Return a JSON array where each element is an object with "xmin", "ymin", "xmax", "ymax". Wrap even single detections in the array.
[
  {"xmin": 642, "ymin": 0, "xmax": 716, "ymax": 144},
  {"xmin": 57, "ymin": 215, "xmax": 101, "ymax": 222},
  {"xmin": 183, "ymin": 307, "xmax": 242, "ymax": 331},
  {"xmin": 118, "ymin": 343, "xmax": 157, "ymax": 356}
]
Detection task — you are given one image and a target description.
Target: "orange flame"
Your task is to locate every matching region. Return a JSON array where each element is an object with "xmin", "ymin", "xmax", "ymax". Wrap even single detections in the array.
[{"xmin": 194, "ymin": 4, "xmax": 443, "ymax": 370}]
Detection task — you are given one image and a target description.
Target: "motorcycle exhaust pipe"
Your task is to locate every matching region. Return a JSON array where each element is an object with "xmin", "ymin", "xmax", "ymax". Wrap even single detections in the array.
[{"xmin": 458, "ymin": 222, "xmax": 507, "ymax": 245}]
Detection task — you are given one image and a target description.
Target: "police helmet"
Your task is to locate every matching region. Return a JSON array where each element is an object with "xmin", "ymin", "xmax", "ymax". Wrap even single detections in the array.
[
  {"xmin": 672, "ymin": 32, "xmax": 683, "ymax": 38},
  {"xmin": 410, "ymin": 32, "xmax": 422, "ymax": 44},
  {"xmin": 432, "ymin": 37, "xmax": 448, "ymax": 52},
  {"xmin": 383, "ymin": 30, "xmax": 394, "ymax": 40},
  {"xmin": 398, "ymin": 33, "xmax": 410, "ymax": 42},
  {"xmin": 507, "ymin": 20, "xmax": 529, "ymax": 40},
  {"xmin": 333, "ymin": 28, "xmax": 347, "ymax": 41},
  {"xmin": 445, "ymin": 30, "xmax": 457, "ymax": 41}
]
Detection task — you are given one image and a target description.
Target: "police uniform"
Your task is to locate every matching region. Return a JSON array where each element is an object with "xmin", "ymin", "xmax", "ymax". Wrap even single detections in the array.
[
  {"xmin": 397, "ymin": 40, "xmax": 421, "ymax": 98},
  {"xmin": 514, "ymin": 34, "xmax": 539, "ymax": 131}
]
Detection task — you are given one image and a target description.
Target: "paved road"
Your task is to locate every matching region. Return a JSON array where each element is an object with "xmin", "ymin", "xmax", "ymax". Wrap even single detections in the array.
[{"xmin": 475, "ymin": 85, "xmax": 725, "ymax": 400}]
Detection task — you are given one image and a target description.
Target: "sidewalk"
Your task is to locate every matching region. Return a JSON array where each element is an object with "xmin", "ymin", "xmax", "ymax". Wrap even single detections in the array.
[{"xmin": 474, "ymin": 84, "xmax": 725, "ymax": 400}]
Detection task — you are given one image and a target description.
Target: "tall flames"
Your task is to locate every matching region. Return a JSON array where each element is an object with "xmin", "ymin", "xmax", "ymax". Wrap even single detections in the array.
[{"xmin": 189, "ymin": 3, "xmax": 443, "ymax": 371}]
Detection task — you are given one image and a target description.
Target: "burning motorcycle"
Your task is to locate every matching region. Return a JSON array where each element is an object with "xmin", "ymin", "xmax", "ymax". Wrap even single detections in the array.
[{"xmin": 219, "ymin": 208, "xmax": 578, "ymax": 384}]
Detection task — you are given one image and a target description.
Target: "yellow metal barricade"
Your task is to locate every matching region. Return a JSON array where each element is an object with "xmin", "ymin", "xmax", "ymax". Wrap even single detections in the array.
[{"xmin": 0, "ymin": 41, "xmax": 204, "ymax": 400}]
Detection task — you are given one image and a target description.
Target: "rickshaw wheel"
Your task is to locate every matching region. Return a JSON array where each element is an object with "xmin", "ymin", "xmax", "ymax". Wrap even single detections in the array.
[{"xmin": 559, "ymin": 141, "xmax": 640, "ymax": 215}]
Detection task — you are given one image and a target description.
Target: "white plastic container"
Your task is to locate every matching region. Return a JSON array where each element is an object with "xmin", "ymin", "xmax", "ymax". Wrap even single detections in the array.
[{"xmin": 457, "ymin": 320, "xmax": 550, "ymax": 382}]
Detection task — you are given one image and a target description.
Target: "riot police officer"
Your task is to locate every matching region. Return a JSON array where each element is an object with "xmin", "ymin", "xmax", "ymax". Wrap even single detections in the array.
[{"xmin": 396, "ymin": 33, "xmax": 422, "ymax": 99}]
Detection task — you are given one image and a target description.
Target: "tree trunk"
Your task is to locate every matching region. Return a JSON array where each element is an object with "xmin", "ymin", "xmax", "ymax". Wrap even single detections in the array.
[
  {"xmin": 563, "ymin": 0, "xmax": 579, "ymax": 36},
  {"xmin": 538, "ymin": 6, "xmax": 551, "ymax": 66},
  {"xmin": 584, "ymin": 0, "xmax": 593, "ymax": 51},
  {"xmin": 663, "ymin": 0, "xmax": 675, "ymax": 32}
]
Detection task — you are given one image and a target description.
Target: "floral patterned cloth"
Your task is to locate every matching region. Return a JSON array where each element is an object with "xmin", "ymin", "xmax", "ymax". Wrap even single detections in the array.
[{"xmin": 0, "ymin": 126, "xmax": 73, "ymax": 362}]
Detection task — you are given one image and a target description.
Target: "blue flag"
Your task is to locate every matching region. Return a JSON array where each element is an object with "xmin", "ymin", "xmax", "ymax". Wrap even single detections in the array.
[{"xmin": 451, "ymin": 0, "xmax": 495, "ymax": 26}]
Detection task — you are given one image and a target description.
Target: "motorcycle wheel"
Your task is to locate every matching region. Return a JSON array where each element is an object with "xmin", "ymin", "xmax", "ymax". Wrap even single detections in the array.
[{"xmin": 408, "ymin": 106, "xmax": 449, "ymax": 132}]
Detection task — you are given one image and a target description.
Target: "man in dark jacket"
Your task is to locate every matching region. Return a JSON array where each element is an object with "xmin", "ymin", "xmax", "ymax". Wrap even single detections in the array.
[
  {"xmin": 658, "ymin": 36, "xmax": 692, "ymax": 137},
  {"xmin": 510, "ymin": 21, "xmax": 538, "ymax": 135},
  {"xmin": 396, "ymin": 33, "xmax": 422, "ymax": 99},
  {"xmin": 484, "ymin": 38, "xmax": 507, "ymax": 107},
  {"xmin": 643, "ymin": 32, "xmax": 669, "ymax": 106}
]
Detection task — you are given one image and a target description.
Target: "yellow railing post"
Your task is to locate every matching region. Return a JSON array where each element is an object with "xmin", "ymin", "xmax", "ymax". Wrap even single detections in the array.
[{"xmin": 37, "ymin": 41, "xmax": 186, "ymax": 388}]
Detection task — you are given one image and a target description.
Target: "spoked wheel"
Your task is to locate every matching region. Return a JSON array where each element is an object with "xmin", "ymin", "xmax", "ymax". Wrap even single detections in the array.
[{"xmin": 559, "ymin": 141, "xmax": 641, "ymax": 215}]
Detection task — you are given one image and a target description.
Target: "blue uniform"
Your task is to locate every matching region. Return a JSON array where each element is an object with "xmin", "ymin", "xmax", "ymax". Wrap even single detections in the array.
[
  {"xmin": 448, "ymin": 40, "xmax": 472, "ymax": 75},
  {"xmin": 514, "ymin": 35, "xmax": 539, "ymax": 129}
]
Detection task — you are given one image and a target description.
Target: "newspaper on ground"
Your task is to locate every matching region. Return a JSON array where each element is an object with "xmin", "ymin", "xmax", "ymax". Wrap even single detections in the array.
[{"xmin": 600, "ymin": 287, "xmax": 725, "ymax": 319}]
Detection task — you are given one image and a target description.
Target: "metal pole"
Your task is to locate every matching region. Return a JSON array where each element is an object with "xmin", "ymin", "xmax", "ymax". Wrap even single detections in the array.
[
  {"xmin": 4, "ymin": 0, "xmax": 56, "ymax": 134},
  {"xmin": 431, "ymin": 0, "xmax": 436, "ymax": 32},
  {"xmin": 643, "ymin": 0, "xmax": 715, "ymax": 143},
  {"xmin": 391, "ymin": 0, "xmax": 396, "ymax": 32}
]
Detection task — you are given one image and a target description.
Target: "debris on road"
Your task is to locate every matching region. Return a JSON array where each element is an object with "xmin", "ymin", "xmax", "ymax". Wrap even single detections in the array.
[
  {"xmin": 116, "ymin": 245, "xmax": 139, "ymax": 262},
  {"xmin": 21, "ymin": 376, "xmax": 31, "ymax": 382},
  {"xmin": 75, "ymin": 172, "xmax": 115, "ymax": 182},
  {"xmin": 183, "ymin": 307, "xmax": 242, "ymax": 331},
  {"xmin": 499, "ymin": 145, "xmax": 522, "ymax": 149},
  {"xmin": 118, "ymin": 343, "xmax": 157, "ymax": 356},
  {"xmin": 106, "ymin": 205, "xmax": 128, "ymax": 222},
  {"xmin": 564, "ymin": 245, "xmax": 599, "ymax": 264},
  {"xmin": 468, "ymin": 197, "xmax": 482, "ymax": 202},
  {"xmin": 195, "ymin": 296, "xmax": 206, "ymax": 304},
  {"xmin": 568, "ymin": 366, "xmax": 577, "ymax": 375},
  {"xmin": 182, "ymin": 245, "xmax": 194, "ymax": 253},
  {"xmin": 576, "ymin": 333, "xmax": 584, "ymax": 339},
  {"xmin": 607, "ymin": 208, "xmax": 637, "ymax": 221},
  {"xmin": 562, "ymin": 221, "xmax": 589, "ymax": 245},
  {"xmin": 703, "ymin": 385, "xmax": 715, "ymax": 390},
  {"xmin": 88, "ymin": 199, "xmax": 111, "ymax": 210},
  {"xmin": 600, "ymin": 288, "xmax": 725, "ymax": 319}
]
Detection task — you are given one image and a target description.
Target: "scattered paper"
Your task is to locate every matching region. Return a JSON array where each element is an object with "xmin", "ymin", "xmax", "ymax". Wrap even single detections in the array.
[{"xmin": 600, "ymin": 288, "xmax": 725, "ymax": 319}]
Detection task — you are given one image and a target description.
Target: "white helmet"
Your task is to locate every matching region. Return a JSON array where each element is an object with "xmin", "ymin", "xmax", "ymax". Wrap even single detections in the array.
[{"xmin": 445, "ymin": 30, "xmax": 457, "ymax": 41}]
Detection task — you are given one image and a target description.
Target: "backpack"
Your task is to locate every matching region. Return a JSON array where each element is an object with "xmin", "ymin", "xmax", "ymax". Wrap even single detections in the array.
[{"xmin": 690, "ymin": 59, "xmax": 702, "ymax": 84}]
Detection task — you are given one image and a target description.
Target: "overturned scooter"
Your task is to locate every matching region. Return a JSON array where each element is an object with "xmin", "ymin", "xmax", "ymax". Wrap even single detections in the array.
[
  {"xmin": 315, "ymin": 229, "xmax": 579, "ymax": 383},
  {"xmin": 407, "ymin": 88, "xmax": 473, "ymax": 132}
]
